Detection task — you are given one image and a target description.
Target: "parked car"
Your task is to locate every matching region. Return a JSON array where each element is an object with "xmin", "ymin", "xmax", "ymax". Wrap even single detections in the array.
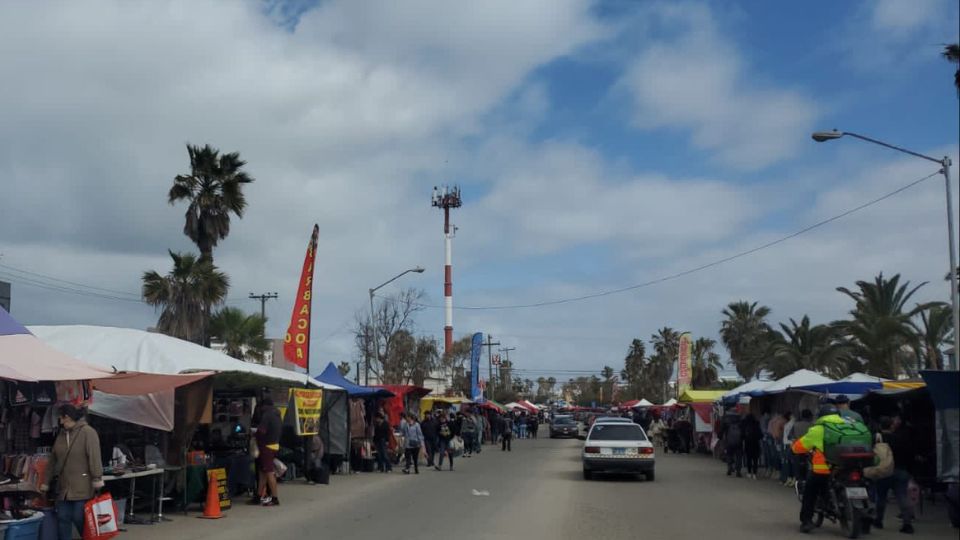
[
  {"xmin": 549, "ymin": 416, "xmax": 578, "ymax": 438},
  {"xmin": 582, "ymin": 422, "xmax": 655, "ymax": 481}
]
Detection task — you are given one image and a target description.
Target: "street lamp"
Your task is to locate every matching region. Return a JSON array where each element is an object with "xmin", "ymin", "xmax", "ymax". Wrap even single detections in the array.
[
  {"xmin": 812, "ymin": 129, "xmax": 958, "ymax": 370},
  {"xmin": 367, "ymin": 267, "xmax": 425, "ymax": 385}
]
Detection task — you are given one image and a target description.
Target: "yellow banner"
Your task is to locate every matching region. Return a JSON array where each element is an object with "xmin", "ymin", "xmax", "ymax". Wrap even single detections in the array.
[{"xmin": 288, "ymin": 388, "xmax": 323, "ymax": 436}]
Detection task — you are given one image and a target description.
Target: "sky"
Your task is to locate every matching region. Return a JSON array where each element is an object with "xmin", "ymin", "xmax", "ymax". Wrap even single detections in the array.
[{"xmin": 1, "ymin": 0, "xmax": 958, "ymax": 382}]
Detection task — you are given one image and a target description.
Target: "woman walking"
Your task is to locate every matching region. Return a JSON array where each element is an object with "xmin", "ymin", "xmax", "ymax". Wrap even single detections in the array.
[
  {"xmin": 41, "ymin": 405, "xmax": 104, "ymax": 540},
  {"xmin": 400, "ymin": 413, "xmax": 424, "ymax": 474},
  {"xmin": 742, "ymin": 413, "xmax": 763, "ymax": 480},
  {"xmin": 436, "ymin": 415, "xmax": 455, "ymax": 471}
]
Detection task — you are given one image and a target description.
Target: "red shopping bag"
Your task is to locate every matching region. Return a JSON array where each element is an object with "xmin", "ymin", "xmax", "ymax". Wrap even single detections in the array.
[{"xmin": 83, "ymin": 492, "xmax": 121, "ymax": 540}]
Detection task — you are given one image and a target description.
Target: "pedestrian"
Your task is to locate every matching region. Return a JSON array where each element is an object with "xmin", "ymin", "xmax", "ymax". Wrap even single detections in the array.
[
  {"xmin": 518, "ymin": 413, "xmax": 528, "ymax": 439},
  {"xmin": 420, "ymin": 411, "xmax": 438, "ymax": 467},
  {"xmin": 501, "ymin": 413, "xmax": 514, "ymax": 452},
  {"xmin": 306, "ymin": 433, "xmax": 325, "ymax": 484},
  {"xmin": 459, "ymin": 411, "xmax": 476, "ymax": 458},
  {"xmin": 529, "ymin": 413, "xmax": 539, "ymax": 439},
  {"xmin": 786, "ymin": 410, "xmax": 813, "ymax": 487},
  {"xmin": 873, "ymin": 416, "xmax": 915, "ymax": 534},
  {"xmin": 649, "ymin": 416, "xmax": 667, "ymax": 450},
  {"xmin": 742, "ymin": 413, "xmax": 762, "ymax": 479},
  {"xmin": 473, "ymin": 410, "xmax": 485, "ymax": 453},
  {"xmin": 253, "ymin": 396, "xmax": 282, "ymax": 506},
  {"xmin": 400, "ymin": 413, "xmax": 424, "ymax": 474},
  {"xmin": 373, "ymin": 413, "xmax": 392, "ymax": 473},
  {"xmin": 41, "ymin": 404, "xmax": 104, "ymax": 540},
  {"xmin": 720, "ymin": 409, "xmax": 743, "ymax": 477},
  {"xmin": 436, "ymin": 415, "xmax": 455, "ymax": 471},
  {"xmin": 833, "ymin": 395, "xmax": 864, "ymax": 423},
  {"xmin": 766, "ymin": 411, "xmax": 787, "ymax": 479},
  {"xmin": 490, "ymin": 410, "xmax": 501, "ymax": 445}
]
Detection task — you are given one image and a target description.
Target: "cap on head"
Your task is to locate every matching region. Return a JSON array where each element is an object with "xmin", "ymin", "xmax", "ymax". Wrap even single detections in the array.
[{"xmin": 833, "ymin": 394, "xmax": 850, "ymax": 404}]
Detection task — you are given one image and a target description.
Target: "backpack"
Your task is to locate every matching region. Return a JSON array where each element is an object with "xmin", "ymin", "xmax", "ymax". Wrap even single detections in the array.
[
  {"xmin": 821, "ymin": 418, "xmax": 872, "ymax": 463},
  {"xmin": 440, "ymin": 423, "xmax": 451, "ymax": 438}
]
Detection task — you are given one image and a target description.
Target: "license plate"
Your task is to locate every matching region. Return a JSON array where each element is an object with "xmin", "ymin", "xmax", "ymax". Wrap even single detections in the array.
[
  {"xmin": 613, "ymin": 448, "xmax": 626, "ymax": 455},
  {"xmin": 845, "ymin": 487, "xmax": 868, "ymax": 500}
]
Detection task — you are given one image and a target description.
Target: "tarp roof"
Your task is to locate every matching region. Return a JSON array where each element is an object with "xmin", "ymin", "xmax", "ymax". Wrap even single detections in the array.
[
  {"xmin": 315, "ymin": 362, "xmax": 393, "ymax": 398},
  {"xmin": 622, "ymin": 398, "xmax": 654, "ymax": 408},
  {"xmin": 678, "ymin": 389, "xmax": 727, "ymax": 403},
  {"xmin": 721, "ymin": 379, "xmax": 772, "ymax": 402},
  {"xmin": 795, "ymin": 372, "xmax": 887, "ymax": 396},
  {"xmin": 749, "ymin": 369, "xmax": 833, "ymax": 396},
  {"xmin": 30, "ymin": 325, "xmax": 340, "ymax": 389}
]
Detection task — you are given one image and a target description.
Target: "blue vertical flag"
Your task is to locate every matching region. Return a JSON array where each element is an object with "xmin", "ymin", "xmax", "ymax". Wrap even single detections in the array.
[{"xmin": 470, "ymin": 332, "xmax": 483, "ymax": 402}]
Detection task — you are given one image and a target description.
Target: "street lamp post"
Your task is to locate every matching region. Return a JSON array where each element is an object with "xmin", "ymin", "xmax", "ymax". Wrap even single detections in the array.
[
  {"xmin": 367, "ymin": 267, "xmax": 425, "ymax": 385},
  {"xmin": 813, "ymin": 129, "xmax": 958, "ymax": 370}
]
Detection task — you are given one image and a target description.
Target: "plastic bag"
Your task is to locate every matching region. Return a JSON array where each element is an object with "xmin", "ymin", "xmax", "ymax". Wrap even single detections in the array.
[{"xmin": 83, "ymin": 492, "xmax": 120, "ymax": 540}]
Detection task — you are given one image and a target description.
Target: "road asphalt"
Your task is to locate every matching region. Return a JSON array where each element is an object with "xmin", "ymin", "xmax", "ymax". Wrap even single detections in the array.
[{"xmin": 132, "ymin": 435, "xmax": 957, "ymax": 540}]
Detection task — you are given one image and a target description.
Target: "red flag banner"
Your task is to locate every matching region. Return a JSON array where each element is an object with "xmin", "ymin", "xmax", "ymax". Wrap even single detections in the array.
[{"xmin": 284, "ymin": 225, "xmax": 319, "ymax": 369}]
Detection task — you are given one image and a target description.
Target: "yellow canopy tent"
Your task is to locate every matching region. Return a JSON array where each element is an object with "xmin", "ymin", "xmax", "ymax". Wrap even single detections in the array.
[
  {"xmin": 420, "ymin": 396, "xmax": 468, "ymax": 417},
  {"xmin": 678, "ymin": 389, "xmax": 727, "ymax": 403},
  {"xmin": 881, "ymin": 381, "xmax": 926, "ymax": 391}
]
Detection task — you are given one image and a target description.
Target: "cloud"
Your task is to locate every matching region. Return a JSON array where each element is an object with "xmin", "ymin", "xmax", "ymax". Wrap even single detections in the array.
[{"xmin": 617, "ymin": 3, "xmax": 819, "ymax": 171}]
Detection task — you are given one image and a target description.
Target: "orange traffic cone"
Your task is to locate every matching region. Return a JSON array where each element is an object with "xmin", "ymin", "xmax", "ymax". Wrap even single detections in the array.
[{"xmin": 198, "ymin": 471, "xmax": 225, "ymax": 519}]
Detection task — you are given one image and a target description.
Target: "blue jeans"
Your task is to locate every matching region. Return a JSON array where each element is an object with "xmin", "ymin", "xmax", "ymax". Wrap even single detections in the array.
[
  {"xmin": 519, "ymin": 424, "xmax": 527, "ymax": 438},
  {"xmin": 874, "ymin": 469, "xmax": 914, "ymax": 525},
  {"xmin": 56, "ymin": 500, "xmax": 85, "ymax": 540},
  {"xmin": 780, "ymin": 444, "xmax": 794, "ymax": 482},
  {"xmin": 436, "ymin": 439, "xmax": 453, "ymax": 469}
]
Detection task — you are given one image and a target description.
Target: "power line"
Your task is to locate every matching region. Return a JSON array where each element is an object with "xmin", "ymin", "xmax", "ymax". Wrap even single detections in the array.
[{"xmin": 378, "ymin": 169, "xmax": 941, "ymax": 311}]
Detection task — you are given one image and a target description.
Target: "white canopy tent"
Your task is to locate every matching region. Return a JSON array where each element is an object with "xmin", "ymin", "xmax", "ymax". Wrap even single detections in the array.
[
  {"xmin": 30, "ymin": 325, "xmax": 343, "ymax": 431},
  {"xmin": 632, "ymin": 398, "xmax": 654, "ymax": 408},
  {"xmin": 720, "ymin": 379, "xmax": 773, "ymax": 402},
  {"xmin": 660, "ymin": 398, "xmax": 678, "ymax": 407},
  {"xmin": 750, "ymin": 369, "xmax": 833, "ymax": 396}
]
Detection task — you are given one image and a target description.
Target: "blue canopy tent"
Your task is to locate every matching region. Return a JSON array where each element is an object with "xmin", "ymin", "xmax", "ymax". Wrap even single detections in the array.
[
  {"xmin": 315, "ymin": 362, "xmax": 394, "ymax": 398},
  {"xmin": 793, "ymin": 373, "xmax": 886, "ymax": 398}
]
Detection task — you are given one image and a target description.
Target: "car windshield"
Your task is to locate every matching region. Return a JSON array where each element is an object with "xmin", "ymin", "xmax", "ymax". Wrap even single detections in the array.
[
  {"xmin": 588, "ymin": 424, "xmax": 646, "ymax": 441},
  {"xmin": 554, "ymin": 418, "xmax": 575, "ymax": 425}
]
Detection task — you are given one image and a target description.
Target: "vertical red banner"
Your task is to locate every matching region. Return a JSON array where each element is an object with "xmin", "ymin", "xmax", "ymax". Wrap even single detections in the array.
[{"xmin": 284, "ymin": 225, "xmax": 319, "ymax": 369}]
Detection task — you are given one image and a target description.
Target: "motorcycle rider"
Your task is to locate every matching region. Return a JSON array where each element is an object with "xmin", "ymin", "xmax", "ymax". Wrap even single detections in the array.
[{"xmin": 791, "ymin": 404, "xmax": 844, "ymax": 533}]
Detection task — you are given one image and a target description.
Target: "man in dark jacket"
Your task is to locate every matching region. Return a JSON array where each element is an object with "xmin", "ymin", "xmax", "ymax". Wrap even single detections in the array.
[
  {"xmin": 373, "ymin": 414, "xmax": 393, "ymax": 473},
  {"xmin": 254, "ymin": 397, "xmax": 282, "ymax": 506},
  {"xmin": 420, "ymin": 411, "xmax": 439, "ymax": 467},
  {"xmin": 501, "ymin": 413, "xmax": 514, "ymax": 452},
  {"xmin": 874, "ymin": 416, "xmax": 915, "ymax": 534},
  {"xmin": 719, "ymin": 409, "xmax": 743, "ymax": 477}
]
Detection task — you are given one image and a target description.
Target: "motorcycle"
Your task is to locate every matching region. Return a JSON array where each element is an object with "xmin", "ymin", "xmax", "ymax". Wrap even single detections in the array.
[{"xmin": 796, "ymin": 451, "xmax": 876, "ymax": 538}]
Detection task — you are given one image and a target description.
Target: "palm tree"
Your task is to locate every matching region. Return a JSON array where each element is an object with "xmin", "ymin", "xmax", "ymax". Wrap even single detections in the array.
[
  {"xmin": 650, "ymin": 327, "xmax": 681, "ymax": 401},
  {"xmin": 720, "ymin": 301, "xmax": 773, "ymax": 380},
  {"xmin": 169, "ymin": 144, "xmax": 255, "ymax": 262},
  {"xmin": 209, "ymin": 307, "xmax": 269, "ymax": 363},
  {"xmin": 767, "ymin": 316, "xmax": 851, "ymax": 378},
  {"xmin": 917, "ymin": 304, "xmax": 953, "ymax": 370},
  {"xmin": 142, "ymin": 250, "xmax": 229, "ymax": 344},
  {"xmin": 943, "ymin": 43, "xmax": 960, "ymax": 96},
  {"xmin": 834, "ymin": 273, "xmax": 937, "ymax": 378},
  {"xmin": 690, "ymin": 337, "xmax": 723, "ymax": 388}
]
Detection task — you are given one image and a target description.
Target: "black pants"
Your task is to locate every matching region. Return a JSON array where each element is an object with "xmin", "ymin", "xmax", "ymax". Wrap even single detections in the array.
[
  {"xmin": 726, "ymin": 448, "xmax": 743, "ymax": 475},
  {"xmin": 800, "ymin": 473, "xmax": 830, "ymax": 524},
  {"xmin": 745, "ymin": 451, "xmax": 760, "ymax": 475},
  {"xmin": 404, "ymin": 447, "xmax": 420, "ymax": 473},
  {"xmin": 502, "ymin": 433, "xmax": 512, "ymax": 451},
  {"xmin": 424, "ymin": 439, "xmax": 436, "ymax": 466}
]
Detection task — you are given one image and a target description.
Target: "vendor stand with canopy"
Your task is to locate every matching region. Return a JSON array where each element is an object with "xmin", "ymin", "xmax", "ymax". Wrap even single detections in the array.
[{"xmin": 29, "ymin": 324, "xmax": 348, "ymax": 514}]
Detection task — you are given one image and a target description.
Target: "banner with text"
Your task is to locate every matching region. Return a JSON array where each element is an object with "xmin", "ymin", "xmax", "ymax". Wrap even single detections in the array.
[
  {"xmin": 284, "ymin": 225, "xmax": 319, "ymax": 369},
  {"xmin": 288, "ymin": 388, "xmax": 323, "ymax": 436},
  {"xmin": 470, "ymin": 332, "xmax": 483, "ymax": 402},
  {"xmin": 677, "ymin": 332, "xmax": 693, "ymax": 397}
]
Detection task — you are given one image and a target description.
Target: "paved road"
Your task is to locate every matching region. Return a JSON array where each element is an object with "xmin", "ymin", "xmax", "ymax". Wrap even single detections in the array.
[{"xmin": 135, "ymin": 435, "xmax": 956, "ymax": 539}]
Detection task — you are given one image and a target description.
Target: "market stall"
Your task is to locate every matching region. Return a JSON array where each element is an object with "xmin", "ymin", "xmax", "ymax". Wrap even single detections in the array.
[{"xmin": 376, "ymin": 385, "xmax": 431, "ymax": 427}]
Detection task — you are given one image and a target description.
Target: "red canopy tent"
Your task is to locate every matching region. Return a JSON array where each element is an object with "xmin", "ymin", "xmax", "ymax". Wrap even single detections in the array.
[{"xmin": 377, "ymin": 385, "xmax": 431, "ymax": 426}]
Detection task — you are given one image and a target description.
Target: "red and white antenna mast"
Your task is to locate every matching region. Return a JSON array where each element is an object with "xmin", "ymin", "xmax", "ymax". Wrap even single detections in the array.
[{"xmin": 431, "ymin": 185, "xmax": 462, "ymax": 354}]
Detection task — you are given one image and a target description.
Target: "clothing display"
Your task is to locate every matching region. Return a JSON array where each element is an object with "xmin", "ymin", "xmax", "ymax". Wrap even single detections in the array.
[{"xmin": 349, "ymin": 400, "xmax": 367, "ymax": 439}]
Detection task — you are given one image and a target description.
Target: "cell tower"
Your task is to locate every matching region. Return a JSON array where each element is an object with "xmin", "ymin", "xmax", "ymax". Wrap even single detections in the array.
[{"xmin": 431, "ymin": 185, "xmax": 462, "ymax": 354}]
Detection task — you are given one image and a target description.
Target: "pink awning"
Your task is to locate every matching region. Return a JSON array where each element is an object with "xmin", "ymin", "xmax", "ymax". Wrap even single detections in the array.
[
  {"xmin": 93, "ymin": 371, "xmax": 214, "ymax": 395},
  {"xmin": 0, "ymin": 334, "xmax": 116, "ymax": 382}
]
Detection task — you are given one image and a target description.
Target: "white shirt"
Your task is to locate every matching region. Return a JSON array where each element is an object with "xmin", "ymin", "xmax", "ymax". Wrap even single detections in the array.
[{"xmin": 783, "ymin": 418, "xmax": 796, "ymax": 445}]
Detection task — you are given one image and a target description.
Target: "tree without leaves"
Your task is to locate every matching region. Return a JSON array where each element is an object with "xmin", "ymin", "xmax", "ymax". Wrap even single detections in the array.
[
  {"xmin": 720, "ymin": 301, "xmax": 773, "ymax": 380},
  {"xmin": 380, "ymin": 330, "xmax": 439, "ymax": 386},
  {"xmin": 168, "ymin": 144, "xmax": 254, "ymax": 262},
  {"xmin": 142, "ymin": 250, "xmax": 229, "ymax": 345},
  {"xmin": 353, "ymin": 287, "xmax": 425, "ymax": 381},
  {"xmin": 208, "ymin": 307, "xmax": 269, "ymax": 363}
]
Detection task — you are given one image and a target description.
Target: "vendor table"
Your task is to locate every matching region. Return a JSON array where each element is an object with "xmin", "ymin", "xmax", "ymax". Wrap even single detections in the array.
[{"xmin": 104, "ymin": 468, "xmax": 164, "ymax": 525}]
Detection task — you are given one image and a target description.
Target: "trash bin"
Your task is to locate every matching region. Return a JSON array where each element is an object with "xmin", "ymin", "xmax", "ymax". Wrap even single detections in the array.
[{"xmin": 3, "ymin": 512, "xmax": 44, "ymax": 540}]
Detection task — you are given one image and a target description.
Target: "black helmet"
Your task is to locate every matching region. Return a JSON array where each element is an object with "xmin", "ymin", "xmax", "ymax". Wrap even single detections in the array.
[
  {"xmin": 833, "ymin": 394, "xmax": 850, "ymax": 404},
  {"xmin": 818, "ymin": 404, "xmax": 839, "ymax": 418}
]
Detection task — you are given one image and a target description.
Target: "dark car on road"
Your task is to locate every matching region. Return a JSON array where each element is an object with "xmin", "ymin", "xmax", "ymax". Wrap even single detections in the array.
[{"xmin": 550, "ymin": 416, "xmax": 578, "ymax": 438}]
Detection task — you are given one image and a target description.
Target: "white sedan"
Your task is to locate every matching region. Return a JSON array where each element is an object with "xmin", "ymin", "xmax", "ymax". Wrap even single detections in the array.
[{"xmin": 582, "ymin": 422, "xmax": 655, "ymax": 481}]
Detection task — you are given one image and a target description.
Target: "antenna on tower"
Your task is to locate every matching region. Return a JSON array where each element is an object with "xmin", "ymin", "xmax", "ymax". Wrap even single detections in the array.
[{"xmin": 431, "ymin": 184, "xmax": 462, "ymax": 354}]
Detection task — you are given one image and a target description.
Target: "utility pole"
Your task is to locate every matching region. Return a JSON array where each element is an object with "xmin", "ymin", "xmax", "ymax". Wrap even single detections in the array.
[
  {"xmin": 249, "ymin": 292, "xmax": 278, "ymax": 320},
  {"xmin": 482, "ymin": 335, "xmax": 500, "ymax": 400},
  {"xmin": 499, "ymin": 346, "xmax": 515, "ymax": 393}
]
